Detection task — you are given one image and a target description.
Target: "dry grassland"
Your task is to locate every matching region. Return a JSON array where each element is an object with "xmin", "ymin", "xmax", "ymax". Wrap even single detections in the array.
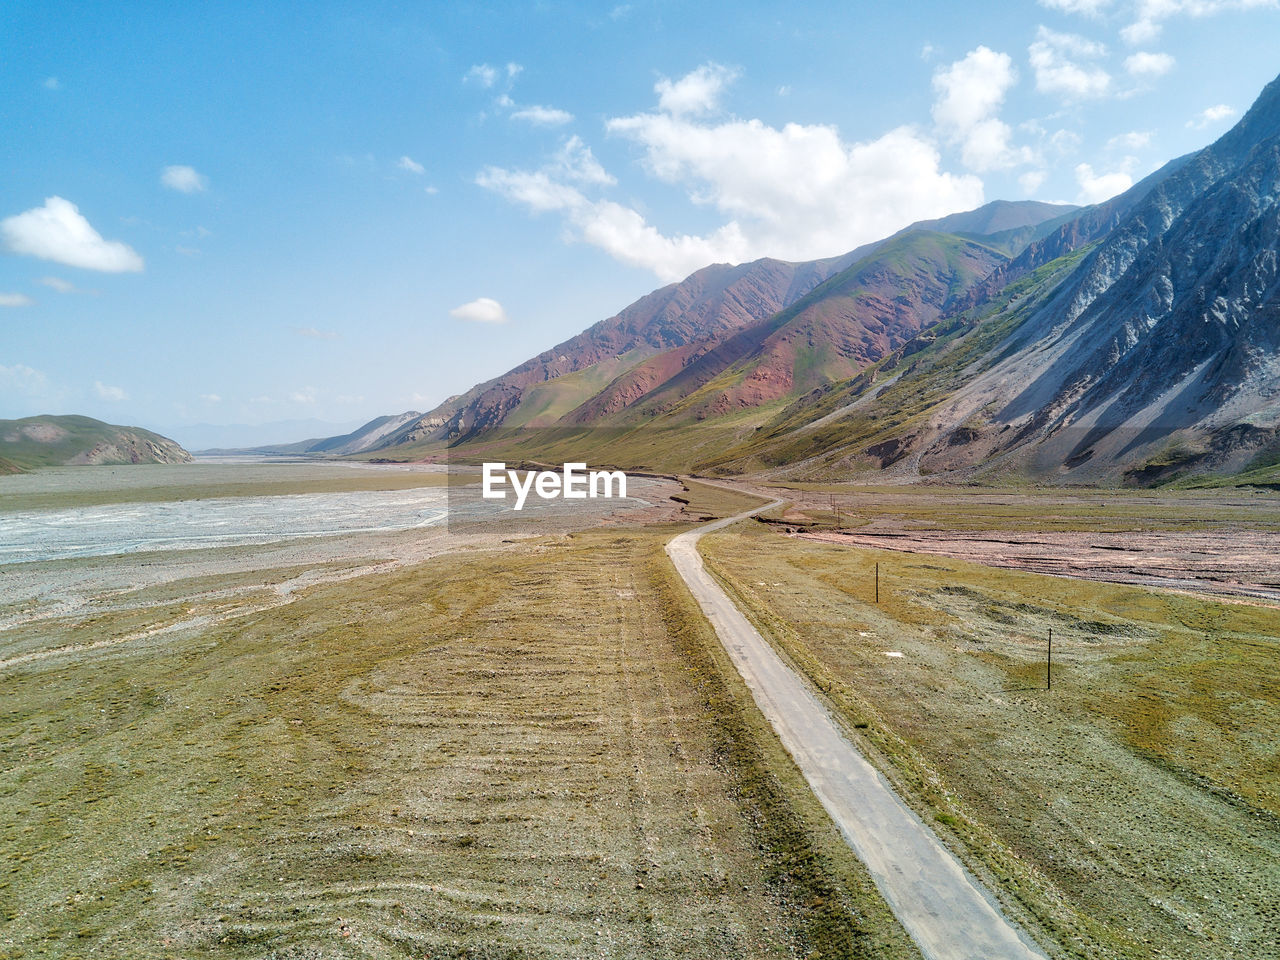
[
  {"xmin": 700, "ymin": 521, "xmax": 1280, "ymax": 960},
  {"xmin": 1, "ymin": 524, "xmax": 918, "ymax": 960}
]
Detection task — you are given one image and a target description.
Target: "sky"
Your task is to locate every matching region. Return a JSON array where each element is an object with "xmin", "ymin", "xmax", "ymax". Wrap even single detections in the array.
[{"xmin": 2, "ymin": 0, "xmax": 1279, "ymax": 446}]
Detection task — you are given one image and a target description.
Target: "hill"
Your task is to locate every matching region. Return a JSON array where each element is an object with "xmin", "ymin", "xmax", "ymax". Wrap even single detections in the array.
[{"xmin": 0, "ymin": 415, "xmax": 193, "ymax": 472}]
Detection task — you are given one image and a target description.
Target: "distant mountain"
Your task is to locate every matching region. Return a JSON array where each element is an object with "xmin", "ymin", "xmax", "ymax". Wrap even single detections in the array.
[
  {"xmin": 0, "ymin": 415, "xmax": 192, "ymax": 473},
  {"xmin": 174, "ymin": 418, "xmax": 369, "ymax": 453},
  {"xmin": 199, "ymin": 411, "xmax": 424, "ymax": 457}
]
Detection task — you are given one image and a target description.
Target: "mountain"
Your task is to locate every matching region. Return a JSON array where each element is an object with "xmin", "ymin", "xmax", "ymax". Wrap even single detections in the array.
[
  {"xmin": 198, "ymin": 411, "xmax": 424, "ymax": 456},
  {"xmin": 173, "ymin": 418, "xmax": 369, "ymax": 453},
  {"xmin": 706, "ymin": 71, "xmax": 1280, "ymax": 485},
  {"xmin": 292, "ymin": 66, "xmax": 1280, "ymax": 487},
  {"xmin": 349, "ymin": 200, "xmax": 1073, "ymax": 458},
  {"xmin": 0, "ymin": 415, "xmax": 192, "ymax": 473}
]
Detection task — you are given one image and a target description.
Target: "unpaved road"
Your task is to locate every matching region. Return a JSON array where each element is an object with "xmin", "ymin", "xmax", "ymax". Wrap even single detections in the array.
[{"xmin": 667, "ymin": 506, "xmax": 1050, "ymax": 960}]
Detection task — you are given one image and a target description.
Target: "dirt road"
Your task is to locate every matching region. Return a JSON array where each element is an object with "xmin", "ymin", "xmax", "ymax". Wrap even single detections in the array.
[{"xmin": 667, "ymin": 506, "xmax": 1050, "ymax": 960}]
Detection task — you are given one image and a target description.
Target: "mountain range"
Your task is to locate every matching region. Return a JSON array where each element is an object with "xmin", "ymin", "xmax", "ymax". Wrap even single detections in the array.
[{"xmin": 270, "ymin": 70, "xmax": 1280, "ymax": 487}]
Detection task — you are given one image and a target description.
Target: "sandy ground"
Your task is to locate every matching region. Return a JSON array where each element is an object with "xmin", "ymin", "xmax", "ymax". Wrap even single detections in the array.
[{"xmin": 798, "ymin": 527, "xmax": 1280, "ymax": 604}]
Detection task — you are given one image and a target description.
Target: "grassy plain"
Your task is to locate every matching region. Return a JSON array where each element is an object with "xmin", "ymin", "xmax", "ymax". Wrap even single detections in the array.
[
  {"xmin": 699, "ymin": 519, "xmax": 1280, "ymax": 960},
  {"xmin": 1, "ymin": 518, "xmax": 917, "ymax": 959}
]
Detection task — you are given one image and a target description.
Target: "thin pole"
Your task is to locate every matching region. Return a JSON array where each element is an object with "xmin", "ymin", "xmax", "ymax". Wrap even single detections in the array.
[
  {"xmin": 875, "ymin": 562, "xmax": 879, "ymax": 604},
  {"xmin": 1047, "ymin": 626, "xmax": 1053, "ymax": 691}
]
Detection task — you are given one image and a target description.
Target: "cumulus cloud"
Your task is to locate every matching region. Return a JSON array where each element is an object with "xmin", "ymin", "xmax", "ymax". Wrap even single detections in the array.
[
  {"xmin": 94, "ymin": 380, "xmax": 127, "ymax": 401},
  {"xmin": 465, "ymin": 64, "xmax": 498, "ymax": 87},
  {"xmin": 289, "ymin": 387, "xmax": 318, "ymax": 404},
  {"xmin": 161, "ymin": 165, "xmax": 208, "ymax": 193},
  {"xmin": 655, "ymin": 62, "xmax": 740, "ymax": 115},
  {"xmin": 932, "ymin": 46, "xmax": 1033, "ymax": 172},
  {"xmin": 1124, "ymin": 51, "xmax": 1175, "ymax": 75},
  {"xmin": 200, "ymin": 393, "xmax": 222, "ymax": 403},
  {"xmin": 1186, "ymin": 103, "xmax": 1237, "ymax": 128},
  {"xmin": 0, "ymin": 197, "xmax": 144, "ymax": 272},
  {"xmin": 397, "ymin": 156, "xmax": 425, "ymax": 174},
  {"xmin": 1075, "ymin": 161, "xmax": 1134, "ymax": 203},
  {"xmin": 450, "ymin": 297, "xmax": 509, "ymax": 324},
  {"xmin": 479, "ymin": 66, "xmax": 984, "ymax": 282},
  {"xmin": 511, "ymin": 104, "xmax": 574, "ymax": 126},
  {"xmin": 1122, "ymin": 0, "xmax": 1277, "ymax": 45},
  {"xmin": 1019, "ymin": 170, "xmax": 1049, "ymax": 194},
  {"xmin": 0, "ymin": 292, "xmax": 34, "ymax": 307},
  {"xmin": 1029, "ymin": 26, "xmax": 1112, "ymax": 99},
  {"xmin": 1107, "ymin": 130, "xmax": 1153, "ymax": 150}
]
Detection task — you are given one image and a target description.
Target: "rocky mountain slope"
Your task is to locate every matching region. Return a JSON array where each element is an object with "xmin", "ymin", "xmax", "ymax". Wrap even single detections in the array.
[
  {"xmin": 365, "ymin": 200, "xmax": 1073, "ymax": 450},
  {"xmin": 710, "ymin": 72, "xmax": 1280, "ymax": 484},
  {"xmin": 0, "ymin": 416, "xmax": 193, "ymax": 473}
]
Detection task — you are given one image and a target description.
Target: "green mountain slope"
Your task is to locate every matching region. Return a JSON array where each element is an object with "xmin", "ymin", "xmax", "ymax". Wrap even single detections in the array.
[{"xmin": 0, "ymin": 415, "xmax": 193, "ymax": 472}]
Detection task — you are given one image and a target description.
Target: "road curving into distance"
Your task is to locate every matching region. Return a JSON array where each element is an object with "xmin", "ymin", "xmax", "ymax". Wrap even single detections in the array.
[{"xmin": 666, "ymin": 503, "xmax": 1050, "ymax": 960}]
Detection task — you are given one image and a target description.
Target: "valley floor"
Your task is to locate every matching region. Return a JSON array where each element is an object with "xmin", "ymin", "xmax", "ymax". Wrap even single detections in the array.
[
  {"xmin": 0, "ymin": 473, "xmax": 916, "ymax": 959},
  {"xmin": 3, "ymin": 466, "xmax": 1277, "ymax": 960}
]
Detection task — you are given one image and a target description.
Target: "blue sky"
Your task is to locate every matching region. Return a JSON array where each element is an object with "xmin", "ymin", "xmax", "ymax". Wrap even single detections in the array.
[{"xmin": 3, "ymin": 1, "xmax": 1278, "ymax": 446}]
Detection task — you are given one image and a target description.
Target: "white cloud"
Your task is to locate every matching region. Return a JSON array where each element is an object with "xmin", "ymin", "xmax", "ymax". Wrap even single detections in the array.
[
  {"xmin": 43, "ymin": 76, "xmax": 61, "ymax": 90},
  {"xmin": 1050, "ymin": 128, "xmax": 1084, "ymax": 154},
  {"xmin": 1019, "ymin": 170, "xmax": 1049, "ymax": 194},
  {"xmin": 655, "ymin": 62, "xmax": 740, "ymax": 116},
  {"xmin": 0, "ymin": 292, "xmax": 34, "ymax": 307},
  {"xmin": 0, "ymin": 364, "xmax": 48, "ymax": 396},
  {"xmin": 554, "ymin": 136, "xmax": 615, "ymax": 185},
  {"xmin": 200, "ymin": 393, "xmax": 221, "ymax": 403},
  {"xmin": 293, "ymin": 326, "xmax": 340, "ymax": 339},
  {"xmin": 175, "ymin": 245, "xmax": 200, "ymax": 256},
  {"xmin": 1187, "ymin": 103, "xmax": 1237, "ymax": 128},
  {"xmin": 1075, "ymin": 161, "xmax": 1134, "ymax": 203},
  {"xmin": 511, "ymin": 104, "xmax": 574, "ymax": 126},
  {"xmin": 161, "ymin": 165, "xmax": 208, "ymax": 193},
  {"xmin": 1107, "ymin": 130, "xmax": 1153, "ymax": 150},
  {"xmin": 37, "ymin": 275, "xmax": 76, "ymax": 293},
  {"xmin": 289, "ymin": 387, "xmax": 318, "ymax": 404},
  {"xmin": 1120, "ymin": 19, "xmax": 1160, "ymax": 43},
  {"xmin": 465, "ymin": 64, "xmax": 498, "ymax": 87},
  {"xmin": 1124, "ymin": 51, "xmax": 1175, "ymax": 75},
  {"xmin": 1123, "ymin": 0, "xmax": 1278, "ymax": 44},
  {"xmin": 1029, "ymin": 26, "xmax": 1112, "ymax": 100},
  {"xmin": 0, "ymin": 197, "xmax": 144, "ymax": 272},
  {"xmin": 932, "ymin": 46, "xmax": 1033, "ymax": 172},
  {"xmin": 94, "ymin": 380, "xmax": 127, "ymax": 401},
  {"xmin": 397, "ymin": 156, "xmax": 425, "ymax": 174},
  {"xmin": 425, "ymin": 185, "xmax": 439, "ymax": 195},
  {"xmin": 506, "ymin": 62, "xmax": 523, "ymax": 79},
  {"xmin": 1038, "ymin": 0, "xmax": 1113, "ymax": 13},
  {"xmin": 480, "ymin": 66, "xmax": 985, "ymax": 282},
  {"xmin": 450, "ymin": 297, "xmax": 509, "ymax": 324}
]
